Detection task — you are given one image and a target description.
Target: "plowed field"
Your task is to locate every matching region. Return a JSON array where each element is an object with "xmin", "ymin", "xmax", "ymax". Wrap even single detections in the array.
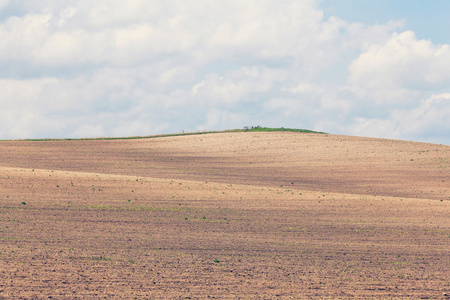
[{"xmin": 0, "ymin": 131, "xmax": 449, "ymax": 299}]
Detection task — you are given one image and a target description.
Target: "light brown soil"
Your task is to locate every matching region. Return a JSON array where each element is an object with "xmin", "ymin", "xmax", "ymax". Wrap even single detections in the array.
[{"xmin": 0, "ymin": 131, "xmax": 449, "ymax": 299}]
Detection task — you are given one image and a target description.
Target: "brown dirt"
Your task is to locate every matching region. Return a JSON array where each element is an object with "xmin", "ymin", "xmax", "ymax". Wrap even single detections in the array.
[{"xmin": 0, "ymin": 131, "xmax": 449, "ymax": 299}]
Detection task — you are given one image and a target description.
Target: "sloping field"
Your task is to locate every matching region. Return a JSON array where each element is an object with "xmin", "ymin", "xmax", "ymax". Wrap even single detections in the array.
[{"xmin": 0, "ymin": 131, "xmax": 449, "ymax": 299}]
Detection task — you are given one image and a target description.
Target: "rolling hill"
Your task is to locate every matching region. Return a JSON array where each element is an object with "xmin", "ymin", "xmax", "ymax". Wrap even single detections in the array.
[{"xmin": 0, "ymin": 130, "xmax": 449, "ymax": 298}]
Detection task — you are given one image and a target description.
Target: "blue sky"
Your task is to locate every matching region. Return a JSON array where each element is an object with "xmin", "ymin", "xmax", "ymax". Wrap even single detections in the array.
[
  {"xmin": 0, "ymin": 0, "xmax": 449, "ymax": 144},
  {"xmin": 322, "ymin": 0, "xmax": 450, "ymax": 44}
]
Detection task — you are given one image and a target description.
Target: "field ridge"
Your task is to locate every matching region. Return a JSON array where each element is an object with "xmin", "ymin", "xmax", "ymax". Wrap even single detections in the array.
[{"xmin": 0, "ymin": 131, "xmax": 448, "ymax": 298}]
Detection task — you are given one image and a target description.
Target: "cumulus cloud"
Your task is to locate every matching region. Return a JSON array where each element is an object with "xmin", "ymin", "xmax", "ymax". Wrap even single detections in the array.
[
  {"xmin": 349, "ymin": 31, "xmax": 450, "ymax": 91},
  {"xmin": 0, "ymin": 1, "xmax": 320, "ymax": 68},
  {"xmin": 0, "ymin": 0, "xmax": 448, "ymax": 144},
  {"xmin": 391, "ymin": 94, "xmax": 450, "ymax": 142},
  {"xmin": 319, "ymin": 94, "xmax": 450, "ymax": 144}
]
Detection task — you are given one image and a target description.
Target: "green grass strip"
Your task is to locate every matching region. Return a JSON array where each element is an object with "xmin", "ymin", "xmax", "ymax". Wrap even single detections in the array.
[{"xmin": 1, "ymin": 127, "xmax": 326, "ymax": 142}]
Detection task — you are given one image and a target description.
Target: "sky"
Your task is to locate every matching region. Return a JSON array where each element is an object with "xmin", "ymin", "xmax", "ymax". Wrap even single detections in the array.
[{"xmin": 0, "ymin": 0, "xmax": 449, "ymax": 144}]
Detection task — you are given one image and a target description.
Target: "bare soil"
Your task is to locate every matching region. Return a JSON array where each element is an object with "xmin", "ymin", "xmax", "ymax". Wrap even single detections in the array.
[{"xmin": 0, "ymin": 131, "xmax": 449, "ymax": 299}]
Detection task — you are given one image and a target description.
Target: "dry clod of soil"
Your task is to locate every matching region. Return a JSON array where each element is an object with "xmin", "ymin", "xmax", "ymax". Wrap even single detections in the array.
[{"xmin": 0, "ymin": 131, "xmax": 449, "ymax": 298}]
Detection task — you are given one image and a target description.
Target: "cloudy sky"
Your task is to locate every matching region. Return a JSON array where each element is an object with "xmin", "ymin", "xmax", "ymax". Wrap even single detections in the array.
[{"xmin": 1, "ymin": 0, "xmax": 449, "ymax": 144}]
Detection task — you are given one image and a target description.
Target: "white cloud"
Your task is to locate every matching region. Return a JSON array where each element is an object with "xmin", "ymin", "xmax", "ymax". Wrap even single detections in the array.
[
  {"xmin": 391, "ymin": 94, "xmax": 450, "ymax": 142},
  {"xmin": 192, "ymin": 67, "xmax": 284, "ymax": 106},
  {"xmin": 72, "ymin": 124, "xmax": 105, "ymax": 138},
  {"xmin": 0, "ymin": 0, "xmax": 363, "ymax": 71},
  {"xmin": 0, "ymin": 0, "xmax": 9, "ymax": 10},
  {"xmin": 322, "ymin": 93, "xmax": 450, "ymax": 144},
  {"xmin": 0, "ymin": 1, "xmax": 449, "ymax": 144},
  {"xmin": 349, "ymin": 31, "xmax": 450, "ymax": 91},
  {"xmin": 284, "ymin": 82, "xmax": 324, "ymax": 95},
  {"xmin": 198, "ymin": 109, "xmax": 247, "ymax": 132}
]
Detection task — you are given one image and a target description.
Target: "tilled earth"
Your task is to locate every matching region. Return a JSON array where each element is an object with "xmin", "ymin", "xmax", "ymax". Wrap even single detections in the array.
[{"xmin": 0, "ymin": 132, "xmax": 449, "ymax": 299}]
